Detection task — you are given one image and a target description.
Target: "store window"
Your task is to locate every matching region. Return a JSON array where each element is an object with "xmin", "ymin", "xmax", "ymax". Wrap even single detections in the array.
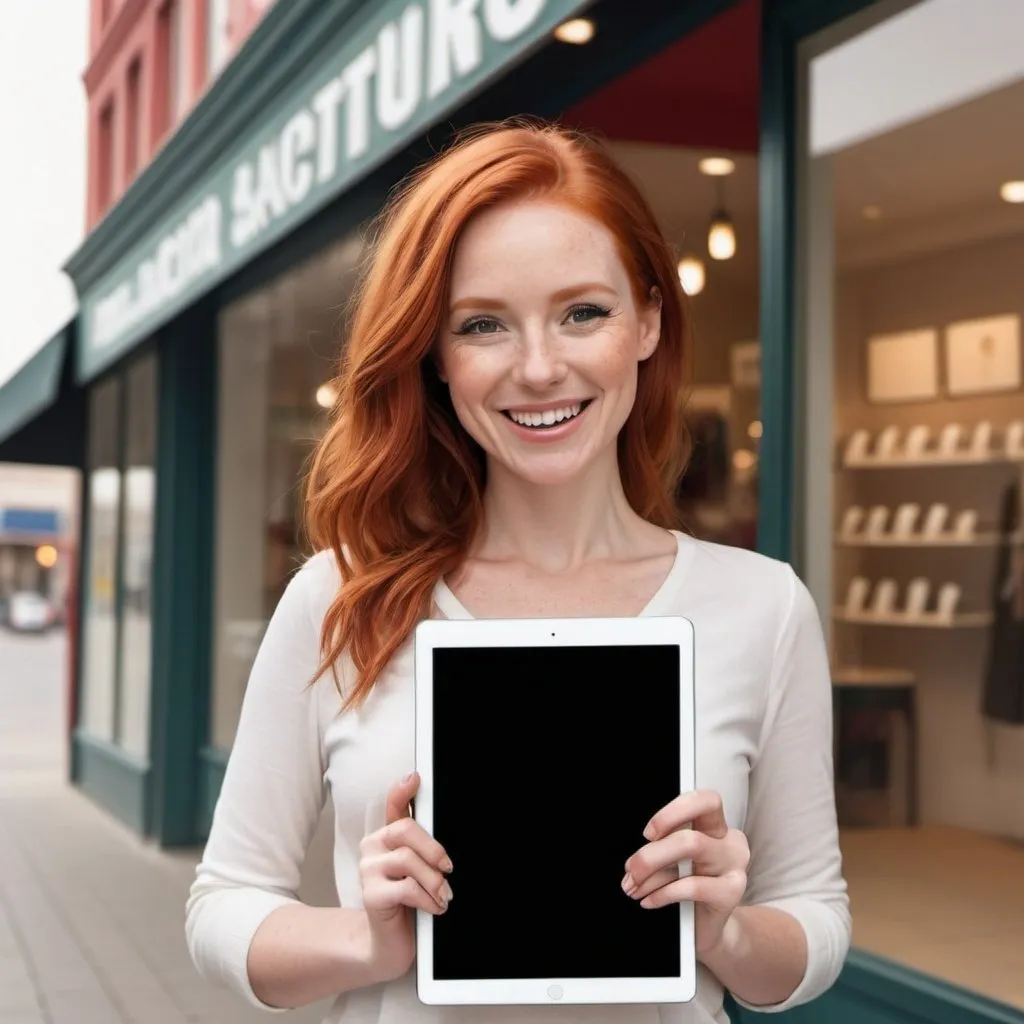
[
  {"xmin": 80, "ymin": 377, "xmax": 122, "ymax": 743},
  {"xmin": 116, "ymin": 356, "xmax": 158, "ymax": 758},
  {"xmin": 210, "ymin": 233, "xmax": 363, "ymax": 751},
  {"xmin": 78, "ymin": 353, "xmax": 158, "ymax": 758},
  {"xmin": 799, "ymin": 0, "xmax": 1024, "ymax": 1007}
]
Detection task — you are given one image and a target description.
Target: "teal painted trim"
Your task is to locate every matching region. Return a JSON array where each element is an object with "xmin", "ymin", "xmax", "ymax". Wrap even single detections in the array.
[
  {"xmin": 0, "ymin": 323, "xmax": 71, "ymax": 443},
  {"xmin": 197, "ymin": 746, "xmax": 230, "ymax": 839},
  {"xmin": 148, "ymin": 301, "xmax": 217, "ymax": 848},
  {"xmin": 73, "ymin": 730, "xmax": 150, "ymax": 834},
  {"xmin": 755, "ymin": 3, "xmax": 796, "ymax": 563},
  {"xmin": 729, "ymin": 949, "xmax": 1024, "ymax": 1023}
]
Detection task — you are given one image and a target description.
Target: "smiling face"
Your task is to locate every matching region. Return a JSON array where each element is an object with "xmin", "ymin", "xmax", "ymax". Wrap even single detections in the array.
[{"xmin": 436, "ymin": 200, "xmax": 661, "ymax": 488}]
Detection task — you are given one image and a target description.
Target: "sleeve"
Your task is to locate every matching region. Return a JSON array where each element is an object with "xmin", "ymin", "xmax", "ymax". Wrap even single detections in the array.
[
  {"xmin": 185, "ymin": 559, "xmax": 329, "ymax": 1012},
  {"xmin": 733, "ymin": 565, "xmax": 852, "ymax": 1012}
]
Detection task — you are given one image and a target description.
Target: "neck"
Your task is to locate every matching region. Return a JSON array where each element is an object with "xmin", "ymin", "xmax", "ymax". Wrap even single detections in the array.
[{"xmin": 477, "ymin": 446, "xmax": 658, "ymax": 572}]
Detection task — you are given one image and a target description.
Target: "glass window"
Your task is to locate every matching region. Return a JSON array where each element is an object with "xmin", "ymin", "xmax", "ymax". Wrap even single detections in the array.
[
  {"xmin": 207, "ymin": 0, "xmax": 232, "ymax": 77},
  {"xmin": 116, "ymin": 355, "xmax": 158, "ymax": 759},
  {"xmin": 80, "ymin": 377, "xmax": 122, "ymax": 743},
  {"xmin": 799, "ymin": 0, "xmax": 1024, "ymax": 1006},
  {"xmin": 210, "ymin": 233, "xmax": 363, "ymax": 750},
  {"xmin": 125, "ymin": 57, "xmax": 142, "ymax": 181},
  {"xmin": 97, "ymin": 101, "xmax": 114, "ymax": 214}
]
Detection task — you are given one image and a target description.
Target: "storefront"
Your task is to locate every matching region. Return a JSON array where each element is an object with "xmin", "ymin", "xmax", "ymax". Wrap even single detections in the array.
[{"xmin": 2, "ymin": 0, "xmax": 1017, "ymax": 1020}]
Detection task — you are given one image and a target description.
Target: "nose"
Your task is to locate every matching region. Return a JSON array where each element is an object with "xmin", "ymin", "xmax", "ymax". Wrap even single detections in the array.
[{"xmin": 511, "ymin": 326, "xmax": 567, "ymax": 391}]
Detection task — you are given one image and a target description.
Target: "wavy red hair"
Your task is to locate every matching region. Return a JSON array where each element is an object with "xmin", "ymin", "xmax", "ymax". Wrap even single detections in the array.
[{"xmin": 305, "ymin": 119, "xmax": 693, "ymax": 707}]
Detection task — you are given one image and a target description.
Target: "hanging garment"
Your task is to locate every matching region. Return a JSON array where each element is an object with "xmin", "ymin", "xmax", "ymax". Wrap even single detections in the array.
[{"xmin": 981, "ymin": 470, "xmax": 1024, "ymax": 725}]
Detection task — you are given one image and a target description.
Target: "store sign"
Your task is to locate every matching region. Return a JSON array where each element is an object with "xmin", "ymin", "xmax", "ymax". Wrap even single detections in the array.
[{"xmin": 78, "ymin": 0, "xmax": 589, "ymax": 381}]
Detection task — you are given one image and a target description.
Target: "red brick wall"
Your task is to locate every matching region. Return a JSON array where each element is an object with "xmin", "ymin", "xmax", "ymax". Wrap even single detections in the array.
[{"xmin": 84, "ymin": 0, "xmax": 277, "ymax": 230}]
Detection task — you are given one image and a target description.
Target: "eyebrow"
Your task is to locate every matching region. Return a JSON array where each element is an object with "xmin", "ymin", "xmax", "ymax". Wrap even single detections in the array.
[{"xmin": 449, "ymin": 282, "xmax": 619, "ymax": 313}]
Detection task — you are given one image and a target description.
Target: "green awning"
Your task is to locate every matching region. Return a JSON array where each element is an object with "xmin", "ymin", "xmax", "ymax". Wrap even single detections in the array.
[{"xmin": 0, "ymin": 325, "xmax": 70, "ymax": 445}]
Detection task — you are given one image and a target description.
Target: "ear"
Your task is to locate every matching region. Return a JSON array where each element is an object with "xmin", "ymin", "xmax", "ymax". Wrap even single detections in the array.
[{"xmin": 637, "ymin": 286, "xmax": 662, "ymax": 362}]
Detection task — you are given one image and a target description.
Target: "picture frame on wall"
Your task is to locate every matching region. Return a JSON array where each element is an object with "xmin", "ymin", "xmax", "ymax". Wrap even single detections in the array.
[
  {"xmin": 866, "ymin": 328, "xmax": 939, "ymax": 403},
  {"xmin": 730, "ymin": 341, "xmax": 761, "ymax": 390},
  {"xmin": 945, "ymin": 314, "xmax": 1021, "ymax": 397}
]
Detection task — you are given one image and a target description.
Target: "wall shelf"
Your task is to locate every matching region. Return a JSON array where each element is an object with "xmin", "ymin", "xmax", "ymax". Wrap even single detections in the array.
[
  {"xmin": 831, "ymin": 665, "xmax": 916, "ymax": 687},
  {"xmin": 841, "ymin": 453, "xmax": 1024, "ymax": 470},
  {"xmin": 833, "ymin": 611, "xmax": 993, "ymax": 628},
  {"xmin": 835, "ymin": 533, "xmax": 1021, "ymax": 548}
]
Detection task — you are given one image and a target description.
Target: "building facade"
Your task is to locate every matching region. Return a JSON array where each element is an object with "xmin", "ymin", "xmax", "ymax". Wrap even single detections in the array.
[
  {"xmin": 2, "ymin": 0, "xmax": 1024, "ymax": 1021},
  {"xmin": 85, "ymin": 0, "xmax": 278, "ymax": 227}
]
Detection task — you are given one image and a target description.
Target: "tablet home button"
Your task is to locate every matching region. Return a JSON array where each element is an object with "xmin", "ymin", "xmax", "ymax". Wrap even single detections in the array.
[{"xmin": 547, "ymin": 984, "xmax": 564, "ymax": 1001}]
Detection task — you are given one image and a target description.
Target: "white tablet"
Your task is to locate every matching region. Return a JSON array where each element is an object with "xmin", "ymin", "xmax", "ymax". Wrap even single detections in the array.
[{"xmin": 413, "ymin": 616, "xmax": 696, "ymax": 1007}]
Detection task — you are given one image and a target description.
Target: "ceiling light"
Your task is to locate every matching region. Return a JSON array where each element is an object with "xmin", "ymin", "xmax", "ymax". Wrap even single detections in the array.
[
  {"xmin": 1000, "ymin": 180, "xmax": 1024, "ymax": 204},
  {"xmin": 708, "ymin": 211, "xmax": 736, "ymax": 261},
  {"xmin": 677, "ymin": 255, "xmax": 705, "ymax": 297},
  {"xmin": 35, "ymin": 544, "xmax": 58, "ymax": 569},
  {"xmin": 862, "ymin": 205, "xmax": 882, "ymax": 219},
  {"xmin": 699, "ymin": 157, "xmax": 735, "ymax": 177},
  {"xmin": 554, "ymin": 18, "xmax": 594, "ymax": 44},
  {"xmin": 316, "ymin": 384, "xmax": 338, "ymax": 409},
  {"xmin": 732, "ymin": 449, "xmax": 756, "ymax": 472},
  {"xmin": 747, "ymin": 420, "xmax": 763, "ymax": 440}
]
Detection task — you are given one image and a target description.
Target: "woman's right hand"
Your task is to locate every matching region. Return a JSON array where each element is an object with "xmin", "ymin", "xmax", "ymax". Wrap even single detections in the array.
[{"xmin": 359, "ymin": 771, "xmax": 453, "ymax": 983}]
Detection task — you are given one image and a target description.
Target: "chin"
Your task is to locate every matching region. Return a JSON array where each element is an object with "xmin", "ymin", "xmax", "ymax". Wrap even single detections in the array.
[{"xmin": 497, "ymin": 450, "xmax": 602, "ymax": 488}]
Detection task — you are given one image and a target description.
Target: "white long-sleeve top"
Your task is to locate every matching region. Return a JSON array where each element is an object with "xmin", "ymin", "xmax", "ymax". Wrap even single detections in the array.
[{"xmin": 186, "ymin": 531, "xmax": 851, "ymax": 1023}]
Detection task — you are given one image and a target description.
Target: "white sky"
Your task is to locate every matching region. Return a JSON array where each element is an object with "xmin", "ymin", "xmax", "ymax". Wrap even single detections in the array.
[{"xmin": 0, "ymin": 3, "xmax": 88, "ymax": 388}]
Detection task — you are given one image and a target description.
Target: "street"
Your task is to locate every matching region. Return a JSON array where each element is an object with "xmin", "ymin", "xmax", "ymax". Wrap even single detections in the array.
[{"xmin": 0, "ymin": 629, "xmax": 328, "ymax": 1023}]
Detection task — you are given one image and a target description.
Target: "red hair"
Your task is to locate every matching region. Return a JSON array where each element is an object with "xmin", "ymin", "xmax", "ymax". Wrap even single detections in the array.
[{"xmin": 305, "ymin": 119, "xmax": 693, "ymax": 707}]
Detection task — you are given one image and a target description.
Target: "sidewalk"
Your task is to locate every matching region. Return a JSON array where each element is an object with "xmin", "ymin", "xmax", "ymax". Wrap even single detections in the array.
[{"xmin": 0, "ymin": 632, "xmax": 327, "ymax": 1024}]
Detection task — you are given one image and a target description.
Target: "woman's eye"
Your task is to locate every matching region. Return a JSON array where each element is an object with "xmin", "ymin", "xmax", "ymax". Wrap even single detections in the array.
[
  {"xmin": 457, "ymin": 317, "xmax": 502, "ymax": 336},
  {"xmin": 566, "ymin": 304, "xmax": 611, "ymax": 325}
]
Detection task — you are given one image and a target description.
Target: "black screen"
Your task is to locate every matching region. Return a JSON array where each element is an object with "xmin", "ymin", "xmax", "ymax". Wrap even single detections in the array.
[{"xmin": 429, "ymin": 644, "xmax": 681, "ymax": 981}]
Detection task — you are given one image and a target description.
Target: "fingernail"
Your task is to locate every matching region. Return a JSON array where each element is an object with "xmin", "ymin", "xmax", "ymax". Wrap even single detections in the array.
[
  {"xmin": 621, "ymin": 873, "xmax": 636, "ymax": 896},
  {"xmin": 640, "ymin": 896, "xmax": 653, "ymax": 909},
  {"xmin": 403, "ymin": 771, "xmax": 415, "ymax": 783},
  {"xmin": 643, "ymin": 823, "xmax": 656, "ymax": 841},
  {"xmin": 441, "ymin": 856, "xmax": 454, "ymax": 873},
  {"xmin": 441, "ymin": 883, "xmax": 453, "ymax": 905}
]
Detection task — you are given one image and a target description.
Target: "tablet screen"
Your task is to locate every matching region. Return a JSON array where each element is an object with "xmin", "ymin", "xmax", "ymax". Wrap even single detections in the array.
[{"xmin": 430, "ymin": 643, "xmax": 682, "ymax": 982}]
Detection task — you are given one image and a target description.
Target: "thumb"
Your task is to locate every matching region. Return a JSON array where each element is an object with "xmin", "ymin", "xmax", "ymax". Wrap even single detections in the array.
[{"xmin": 385, "ymin": 771, "xmax": 420, "ymax": 824}]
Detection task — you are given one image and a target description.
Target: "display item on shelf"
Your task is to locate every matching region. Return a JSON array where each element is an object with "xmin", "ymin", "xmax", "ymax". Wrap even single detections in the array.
[
  {"xmin": 892, "ymin": 503, "xmax": 921, "ymax": 539},
  {"xmin": 905, "ymin": 578, "xmax": 931, "ymax": 619}
]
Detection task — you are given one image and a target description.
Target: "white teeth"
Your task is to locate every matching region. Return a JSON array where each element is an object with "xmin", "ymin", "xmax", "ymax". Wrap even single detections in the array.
[{"xmin": 507, "ymin": 403, "xmax": 583, "ymax": 427}]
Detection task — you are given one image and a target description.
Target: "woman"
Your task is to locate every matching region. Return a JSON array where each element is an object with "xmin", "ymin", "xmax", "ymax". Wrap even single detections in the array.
[{"xmin": 186, "ymin": 120, "xmax": 850, "ymax": 1023}]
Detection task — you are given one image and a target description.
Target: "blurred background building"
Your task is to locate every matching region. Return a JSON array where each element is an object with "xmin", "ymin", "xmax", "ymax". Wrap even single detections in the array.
[{"xmin": 2, "ymin": 0, "xmax": 1024, "ymax": 1020}]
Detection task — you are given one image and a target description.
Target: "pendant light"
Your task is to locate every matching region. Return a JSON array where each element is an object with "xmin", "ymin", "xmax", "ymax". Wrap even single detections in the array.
[
  {"xmin": 677, "ymin": 255, "xmax": 705, "ymax": 296},
  {"xmin": 700, "ymin": 157, "xmax": 737, "ymax": 261},
  {"xmin": 708, "ymin": 209, "xmax": 736, "ymax": 261}
]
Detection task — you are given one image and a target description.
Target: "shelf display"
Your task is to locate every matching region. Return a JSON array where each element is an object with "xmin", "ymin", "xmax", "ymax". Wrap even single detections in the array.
[
  {"xmin": 837, "ymin": 574, "xmax": 992, "ymax": 628},
  {"xmin": 837, "ymin": 502, "xmax": 1002, "ymax": 546},
  {"xmin": 842, "ymin": 421, "xmax": 1024, "ymax": 467}
]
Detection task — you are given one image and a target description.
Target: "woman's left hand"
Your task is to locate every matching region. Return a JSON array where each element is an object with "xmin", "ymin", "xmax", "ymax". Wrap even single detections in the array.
[{"xmin": 622, "ymin": 790, "xmax": 750, "ymax": 958}]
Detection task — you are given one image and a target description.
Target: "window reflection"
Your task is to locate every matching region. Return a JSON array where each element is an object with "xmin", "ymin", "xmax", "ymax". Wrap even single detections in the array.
[
  {"xmin": 117, "ymin": 355, "xmax": 158, "ymax": 759},
  {"xmin": 211, "ymin": 233, "xmax": 362, "ymax": 750},
  {"xmin": 80, "ymin": 378, "xmax": 122, "ymax": 743}
]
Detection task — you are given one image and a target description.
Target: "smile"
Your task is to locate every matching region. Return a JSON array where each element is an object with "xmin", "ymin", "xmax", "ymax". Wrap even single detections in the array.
[{"xmin": 502, "ymin": 400, "xmax": 592, "ymax": 429}]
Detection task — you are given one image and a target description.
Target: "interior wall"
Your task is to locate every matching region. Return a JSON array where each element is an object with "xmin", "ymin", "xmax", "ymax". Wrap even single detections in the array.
[
  {"xmin": 686, "ymin": 276, "xmax": 760, "ymax": 388},
  {"xmin": 834, "ymin": 231, "xmax": 1024, "ymax": 839}
]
